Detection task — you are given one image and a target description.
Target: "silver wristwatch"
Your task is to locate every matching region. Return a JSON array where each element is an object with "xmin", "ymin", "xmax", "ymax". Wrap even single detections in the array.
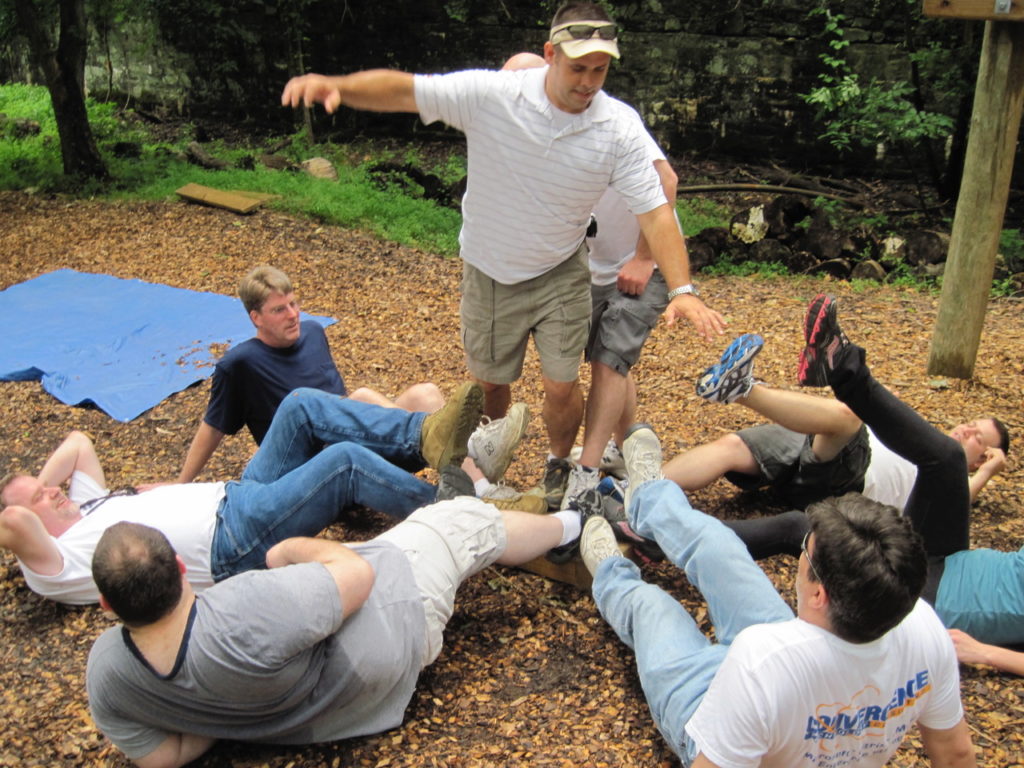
[{"xmin": 666, "ymin": 283, "xmax": 699, "ymax": 300}]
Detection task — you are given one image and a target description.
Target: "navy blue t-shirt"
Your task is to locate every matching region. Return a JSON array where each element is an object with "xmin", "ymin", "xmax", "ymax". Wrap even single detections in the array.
[{"xmin": 204, "ymin": 320, "xmax": 346, "ymax": 444}]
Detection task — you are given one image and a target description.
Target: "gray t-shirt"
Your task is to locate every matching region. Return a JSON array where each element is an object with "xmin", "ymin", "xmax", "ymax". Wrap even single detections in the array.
[{"xmin": 86, "ymin": 540, "xmax": 425, "ymax": 760}]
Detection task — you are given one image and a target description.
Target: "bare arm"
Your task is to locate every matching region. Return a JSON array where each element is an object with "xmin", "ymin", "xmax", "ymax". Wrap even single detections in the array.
[
  {"xmin": 281, "ymin": 70, "xmax": 417, "ymax": 114},
  {"xmin": 618, "ymin": 159, "xmax": 679, "ymax": 295},
  {"xmin": 968, "ymin": 447, "xmax": 1005, "ymax": 503},
  {"xmin": 176, "ymin": 422, "xmax": 225, "ymax": 483},
  {"xmin": 636, "ymin": 204, "xmax": 726, "ymax": 340},
  {"xmin": 37, "ymin": 430, "xmax": 105, "ymax": 488},
  {"xmin": 918, "ymin": 717, "xmax": 976, "ymax": 767},
  {"xmin": 265, "ymin": 536, "xmax": 375, "ymax": 619},
  {"xmin": 949, "ymin": 628, "xmax": 1024, "ymax": 676},
  {"xmin": 133, "ymin": 733, "xmax": 216, "ymax": 768},
  {"xmin": 0, "ymin": 505, "xmax": 64, "ymax": 575}
]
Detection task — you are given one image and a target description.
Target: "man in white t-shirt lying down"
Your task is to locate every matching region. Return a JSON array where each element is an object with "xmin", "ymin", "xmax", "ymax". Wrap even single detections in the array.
[
  {"xmin": 579, "ymin": 424, "xmax": 976, "ymax": 767},
  {"xmin": 0, "ymin": 383, "xmax": 496, "ymax": 604}
]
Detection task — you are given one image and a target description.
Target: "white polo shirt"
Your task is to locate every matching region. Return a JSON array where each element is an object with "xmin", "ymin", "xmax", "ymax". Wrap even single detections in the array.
[{"xmin": 414, "ymin": 66, "xmax": 667, "ymax": 284}]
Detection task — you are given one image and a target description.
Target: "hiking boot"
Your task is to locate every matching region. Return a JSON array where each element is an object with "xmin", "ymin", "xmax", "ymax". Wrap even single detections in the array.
[
  {"xmin": 622, "ymin": 424, "xmax": 663, "ymax": 516},
  {"xmin": 420, "ymin": 382, "xmax": 483, "ymax": 470},
  {"xmin": 695, "ymin": 333, "xmax": 763, "ymax": 403},
  {"xmin": 560, "ymin": 462, "xmax": 600, "ymax": 510},
  {"xmin": 547, "ymin": 487, "xmax": 606, "ymax": 564},
  {"xmin": 543, "ymin": 456, "xmax": 573, "ymax": 510},
  {"xmin": 798, "ymin": 294, "xmax": 850, "ymax": 387},
  {"xmin": 483, "ymin": 486, "xmax": 547, "ymax": 515},
  {"xmin": 570, "ymin": 439, "xmax": 626, "ymax": 479},
  {"xmin": 468, "ymin": 402, "xmax": 530, "ymax": 484},
  {"xmin": 580, "ymin": 516, "xmax": 624, "ymax": 576},
  {"xmin": 435, "ymin": 464, "xmax": 475, "ymax": 501}
]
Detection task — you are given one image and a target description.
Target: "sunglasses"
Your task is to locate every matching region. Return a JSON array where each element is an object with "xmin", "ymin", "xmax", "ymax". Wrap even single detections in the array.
[
  {"xmin": 801, "ymin": 531, "xmax": 823, "ymax": 584},
  {"xmin": 550, "ymin": 22, "xmax": 618, "ymax": 42}
]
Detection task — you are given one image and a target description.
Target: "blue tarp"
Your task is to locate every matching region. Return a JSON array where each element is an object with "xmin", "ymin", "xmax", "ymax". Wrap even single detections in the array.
[{"xmin": 0, "ymin": 269, "xmax": 336, "ymax": 422}]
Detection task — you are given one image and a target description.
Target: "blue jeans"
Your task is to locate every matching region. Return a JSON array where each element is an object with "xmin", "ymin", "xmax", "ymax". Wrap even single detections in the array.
[
  {"xmin": 591, "ymin": 479, "xmax": 793, "ymax": 764},
  {"xmin": 210, "ymin": 388, "xmax": 437, "ymax": 579}
]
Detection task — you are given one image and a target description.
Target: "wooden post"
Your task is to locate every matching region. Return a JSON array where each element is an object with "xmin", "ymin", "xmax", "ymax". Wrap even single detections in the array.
[{"xmin": 928, "ymin": 21, "xmax": 1024, "ymax": 378}]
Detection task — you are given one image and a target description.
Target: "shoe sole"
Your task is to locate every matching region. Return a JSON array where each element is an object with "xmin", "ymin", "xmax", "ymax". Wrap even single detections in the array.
[
  {"xmin": 696, "ymin": 334, "xmax": 763, "ymax": 400},
  {"xmin": 798, "ymin": 295, "xmax": 836, "ymax": 386},
  {"xmin": 435, "ymin": 382, "xmax": 484, "ymax": 469},
  {"xmin": 480, "ymin": 402, "xmax": 529, "ymax": 484}
]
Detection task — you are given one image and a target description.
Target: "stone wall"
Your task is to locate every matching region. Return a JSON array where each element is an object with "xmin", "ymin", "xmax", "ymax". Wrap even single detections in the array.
[{"xmin": 2, "ymin": 0, "xmax": 1002, "ymax": 172}]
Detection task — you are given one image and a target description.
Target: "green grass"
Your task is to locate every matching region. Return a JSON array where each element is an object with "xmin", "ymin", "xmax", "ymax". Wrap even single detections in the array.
[
  {"xmin": 702, "ymin": 259, "xmax": 794, "ymax": 278},
  {"xmin": 0, "ymin": 84, "xmax": 462, "ymax": 255},
  {"xmin": 676, "ymin": 197, "xmax": 730, "ymax": 236}
]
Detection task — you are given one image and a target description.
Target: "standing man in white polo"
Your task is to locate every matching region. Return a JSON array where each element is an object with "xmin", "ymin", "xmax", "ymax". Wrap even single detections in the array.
[{"xmin": 281, "ymin": 2, "xmax": 725, "ymax": 508}]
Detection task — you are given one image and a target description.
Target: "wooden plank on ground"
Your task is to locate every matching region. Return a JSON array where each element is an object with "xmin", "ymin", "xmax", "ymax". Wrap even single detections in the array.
[
  {"xmin": 514, "ymin": 542, "xmax": 636, "ymax": 590},
  {"xmin": 228, "ymin": 189, "xmax": 282, "ymax": 202},
  {"xmin": 923, "ymin": 0, "xmax": 1024, "ymax": 20},
  {"xmin": 175, "ymin": 183, "xmax": 265, "ymax": 214}
]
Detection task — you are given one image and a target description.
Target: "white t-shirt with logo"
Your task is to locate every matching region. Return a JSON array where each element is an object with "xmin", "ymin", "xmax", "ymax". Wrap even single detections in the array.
[{"xmin": 686, "ymin": 600, "xmax": 963, "ymax": 768}]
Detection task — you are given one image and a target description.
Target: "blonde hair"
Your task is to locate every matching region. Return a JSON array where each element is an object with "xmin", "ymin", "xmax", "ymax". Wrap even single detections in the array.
[{"xmin": 238, "ymin": 266, "xmax": 293, "ymax": 313}]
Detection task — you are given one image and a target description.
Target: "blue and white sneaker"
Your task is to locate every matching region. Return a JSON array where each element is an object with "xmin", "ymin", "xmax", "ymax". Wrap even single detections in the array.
[{"xmin": 695, "ymin": 333, "xmax": 764, "ymax": 403}]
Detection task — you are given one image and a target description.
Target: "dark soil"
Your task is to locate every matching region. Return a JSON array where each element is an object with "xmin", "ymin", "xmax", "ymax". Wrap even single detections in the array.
[{"xmin": 0, "ymin": 188, "xmax": 1021, "ymax": 767}]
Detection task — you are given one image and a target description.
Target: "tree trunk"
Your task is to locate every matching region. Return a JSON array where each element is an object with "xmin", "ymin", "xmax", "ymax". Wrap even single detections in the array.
[
  {"xmin": 928, "ymin": 21, "xmax": 1024, "ymax": 378},
  {"xmin": 14, "ymin": 0, "xmax": 108, "ymax": 179}
]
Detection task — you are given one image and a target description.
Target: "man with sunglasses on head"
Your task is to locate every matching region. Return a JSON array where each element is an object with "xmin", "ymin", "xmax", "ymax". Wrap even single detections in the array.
[
  {"xmin": 577, "ymin": 425, "xmax": 975, "ymax": 767},
  {"xmin": 282, "ymin": 2, "xmax": 725, "ymax": 511}
]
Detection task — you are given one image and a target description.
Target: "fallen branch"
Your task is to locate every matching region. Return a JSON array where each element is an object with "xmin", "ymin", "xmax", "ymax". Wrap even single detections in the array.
[{"xmin": 675, "ymin": 183, "xmax": 865, "ymax": 208}]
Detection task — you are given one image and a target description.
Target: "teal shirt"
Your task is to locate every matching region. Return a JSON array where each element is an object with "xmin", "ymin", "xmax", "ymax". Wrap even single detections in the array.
[{"xmin": 935, "ymin": 546, "xmax": 1024, "ymax": 646}]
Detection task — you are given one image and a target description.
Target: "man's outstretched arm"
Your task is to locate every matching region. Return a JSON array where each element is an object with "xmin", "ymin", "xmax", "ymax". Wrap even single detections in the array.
[
  {"xmin": 37, "ymin": 430, "xmax": 105, "ymax": 489},
  {"xmin": 949, "ymin": 628, "xmax": 1024, "ymax": 676},
  {"xmin": 281, "ymin": 70, "xmax": 417, "ymax": 114}
]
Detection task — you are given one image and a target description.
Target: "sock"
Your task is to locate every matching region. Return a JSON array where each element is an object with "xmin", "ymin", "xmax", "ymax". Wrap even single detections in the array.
[
  {"xmin": 473, "ymin": 478, "xmax": 493, "ymax": 497},
  {"xmin": 552, "ymin": 510, "xmax": 581, "ymax": 546}
]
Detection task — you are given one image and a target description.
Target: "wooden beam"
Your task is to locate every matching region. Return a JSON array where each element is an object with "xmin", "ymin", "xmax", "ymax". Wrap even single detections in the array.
[
  {"xmin": 175, "ymin": 183, "xmax": 266, "ymax": 214},
  {"xmin": 923, "ymin": 0, "xmax": 1024, "ymax": 20},
  {"xmin": 928, "ymin": 21, "xmax": 1024, "ymax": 377}
]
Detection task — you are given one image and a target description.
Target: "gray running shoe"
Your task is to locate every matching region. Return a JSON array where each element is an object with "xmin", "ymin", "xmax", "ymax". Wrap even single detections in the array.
[{"xmin": 543, "ymin": 456, "xmax": 573, "ymax": 510}]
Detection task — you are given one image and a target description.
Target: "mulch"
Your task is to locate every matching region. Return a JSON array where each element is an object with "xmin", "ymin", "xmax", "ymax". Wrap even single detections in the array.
[{"xmin": 0, "ymin": 189, "xmax": 1022, "ymax": 767}]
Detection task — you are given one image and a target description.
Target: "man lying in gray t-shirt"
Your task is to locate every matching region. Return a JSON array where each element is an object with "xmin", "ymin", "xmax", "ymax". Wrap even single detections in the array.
[{"xmin": 86, "ymin": 495, "xmax": 574, "ymax": 766}]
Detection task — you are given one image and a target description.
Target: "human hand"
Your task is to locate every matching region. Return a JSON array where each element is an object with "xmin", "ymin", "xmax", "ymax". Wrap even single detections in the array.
[
  {"xmin": 616, "ymin": 257, "xmax": 654, "ymax": 295},
  {"xmin": 980, "ymin": 447, "xmax": 1006, "ymax": 476},
  {"xmin": 281, "ymin": 74, "xmax": 342, "ymax": 113},
  {"xmin": 663, "ymin": 295, "xmax": 727, "ymax": 341},
  {"xmin": 948, "ymin": 628, "xmax": 991, "ymax": 666}
]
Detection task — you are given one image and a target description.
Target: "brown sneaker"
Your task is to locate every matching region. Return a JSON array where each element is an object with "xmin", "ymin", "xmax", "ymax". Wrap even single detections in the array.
[{"xmin": 420, "ymin": 382, "xmax": 484, "ymax": 470}]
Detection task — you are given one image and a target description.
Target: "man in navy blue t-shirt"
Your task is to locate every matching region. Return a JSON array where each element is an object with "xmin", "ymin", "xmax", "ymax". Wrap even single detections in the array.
[{"xmin": 177, "ymin": 266, "xmax": 442, "ymax": 483}]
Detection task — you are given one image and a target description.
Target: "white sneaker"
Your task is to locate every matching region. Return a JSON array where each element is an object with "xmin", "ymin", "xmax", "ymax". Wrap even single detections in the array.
[
  {"xmin": 467, "ymin": 402, "xmax": 529, "ymax": 484},
  {"xmin": 580, "ymin": 516, "xmax": 624, "ymax": 576},
  {"xmin": 560, "ymin": 462, "xmax": 600, "ymax": 510},
  {"xmin": 569, "ymin": 439, "xmax": 626, "ymax": 479},
  {"xmin": 622, "ymin": 424, "xmax": 663, "ymax": 515}
]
